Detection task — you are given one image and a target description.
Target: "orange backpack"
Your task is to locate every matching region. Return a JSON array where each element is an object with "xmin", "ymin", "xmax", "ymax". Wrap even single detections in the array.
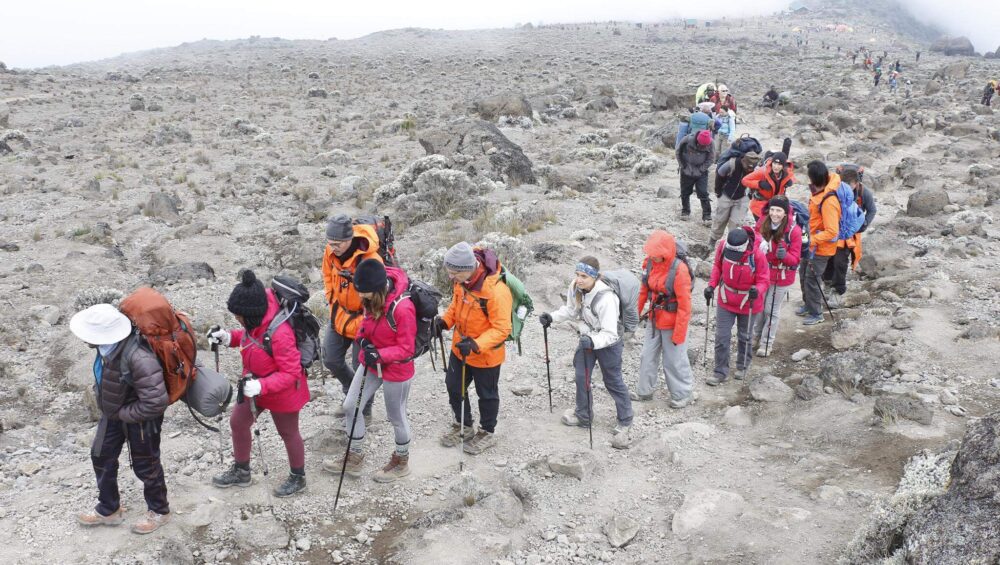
[{"xmin": 119, "ymin": 287, "xmax": 198, "ymax": 404}]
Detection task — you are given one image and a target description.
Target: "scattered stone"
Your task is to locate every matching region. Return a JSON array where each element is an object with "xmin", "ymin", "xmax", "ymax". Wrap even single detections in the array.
[
  {"xmin": 510, "ymin": 384, "xmax": 534, "ymax": 396},
  {"xmin": 234, "ymin": 514, "xmax": 290, "ymax": 550},
  {"xmin": 723, "ymin": 405, "xmax": 751, "ymax": 426},
  {"xmin": 585, "ymin": 96, "xmax": 618, "ymax": 112},
  {"xmin": 812, "ymin": 484, "xmax": 846, "ymax": 504},
  {"xmin": 484, "ymin": 490, "xmax": 525, "ymax": 527},
  {"xmin": 571, "ymin": 228, "xmax": 600, "ymax": 241},
  {"xmin": 672, "ymin": 489, "xmax": 746, "ymax": 535},
  {"xmin": 547, "ymin": 452, "xmax": 598, "ymax": 480},
  {"xmin": 874, "ymin": 394, "xmax": 934, "ymax": 426},
  {"xmin": 307, "ymin": 88, "xmax": 328, "ymax": 98},
  {"xmin": 791, "ymin": 349, "xmax": 812, "ymax": 362},
  {"xmin": 650, "ymin": 86, "xmax": 689, "ymax": 111},
  {"xmin": 150, "ymin": 262, "xmax": 216, "ymax": 284},
  {"xmin": 796, "ymin": 375, "xmax": 824, "ymax": 401},
  {"xmin": 749, "ymin": 375, "xmax": 794, "ymax": 403},
  {"xmin": 473, "ymin": 92, "xmax": 533, "ymax": 120},
  {"xmin": 418, "ymin": 118, "xmax": 536, "ymax": 186},
  {"xmin": 604, "ymin": 514, "xmax": 639, "ymax": 548},
  {"xmin": 907, "ymin": 187, "xmax": 949, "ymax": 217}
]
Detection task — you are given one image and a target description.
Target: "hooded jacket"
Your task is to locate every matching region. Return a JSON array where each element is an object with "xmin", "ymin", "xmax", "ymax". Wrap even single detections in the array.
[
  {"xmin": 808, "ymin": 172, "xmax": 843, "ymax": 257},
  {"xmin": 754, "ymin": 210, "xmax": 803, "ymax": 287},
  {"xmin": 638, "ymin": 231, "xmax": 692, "ymax": 344},
  {"xmin": 708, "ymin": 227, "xmax": 771, "ymax": 315},
  {"xmin": 742, "ymin": 159, "xmax": 796, "ymax": 218},
  {"xmin": 228, "ymin": 289, "xmax": 309, "ymax": 413},
  {"xmin": 322, "ymin": 224, "xmax": 382, "ymax": 339},
  {"xmin": 94, "ymin": 339, "xmax": 168, "ymax": 423},
  {"xmin": 549, "ymin": 278, "xmax": 620, "ymax": 350},
  {"xmin": 676, "ymin": 133, "xmax": 716, "ymax": 178},
  {"xmin": 355, "ymin": 267, "xmax": 416, "ymax": 383},
  {"xmin": 441, "ymin": 248, "xmax": 512, "ymax": 368}
]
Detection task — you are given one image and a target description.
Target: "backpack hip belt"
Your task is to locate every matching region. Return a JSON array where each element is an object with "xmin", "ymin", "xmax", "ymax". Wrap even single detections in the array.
[{"xmin": 720, "ymin": 282, "xmax": 752, "ymax": 309}]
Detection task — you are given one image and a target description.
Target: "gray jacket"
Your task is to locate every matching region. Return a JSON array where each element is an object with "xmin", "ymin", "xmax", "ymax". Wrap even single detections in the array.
[
  {"xmin": 96, "ymin": 337, "xmax": 168, "ymax": 423},
  {"xmin": 676, "ymin": 133, "xmax": 717, "ymax": 178}
]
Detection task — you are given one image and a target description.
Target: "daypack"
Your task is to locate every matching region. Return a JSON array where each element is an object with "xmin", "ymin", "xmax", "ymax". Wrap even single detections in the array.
[
  {"xmin": 718, "ymin": 230, "xmax": 759, "ymax": 309},
  {"xmin": 820, "ymin": 183, "xmax": 866, "ymax": 241},
  {"xmin": 644, "ymin": 239, "xmax": 694, "ymax": 313},
  {"xmin": 354, "ymin": 215, "xmax": 397, "ymax": 267},
  {"xmin": 590, "ymin": 269, "xmax": 641, "ymax": 335},
  {"xmin": 187, "ymin": 364, "xmax": 234, "ymax": 422},
  {"xmin": 475, "ymin": 265, "xmax": 534, "ymax": 352},
  {"xmin": 262, "ymin": 275, "xmax": 322, "ymax": 373},
  {"xmin": 716, "ymin": 134, "xmax": 762, "ymax": 168},
  {"xmin": 789, "ymin": 199, "xmax": 811, "ymax": 246},
  {"xmin": 386, "ymin": 279, "xmax": 443, "ymax": 361}
]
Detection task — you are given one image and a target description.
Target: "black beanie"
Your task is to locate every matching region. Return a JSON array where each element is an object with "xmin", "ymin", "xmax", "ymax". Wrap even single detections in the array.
[
  {"xmin": 354, "ymin": 258, "xmax": 387, "ymax": 293},
  {"xmin": 227, "ymin": 269, "xmax": 268, "ymax": 319},
  {"xmin": 723, "ymin": 228, "xmax": 750, "ymax": 262}
]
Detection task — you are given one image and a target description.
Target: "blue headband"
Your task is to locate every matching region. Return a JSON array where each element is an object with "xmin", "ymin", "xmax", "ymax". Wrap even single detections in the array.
[{"xmin": 575, "ymin": 262, "xmax": 599, "ymax": 279}]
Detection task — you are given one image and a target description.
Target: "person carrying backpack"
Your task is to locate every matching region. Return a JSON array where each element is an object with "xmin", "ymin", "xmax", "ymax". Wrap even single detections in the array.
[
  {"xmin": 752, "ymin": 196, "xmax": 802, "ymax": 356},
  {"xmin": 208, "ymin": 270, "xmax": 310, "ymax": 497},
  {"xmin": 634, "ymin": 231, "xmax": 694, "ymax": 408},
  {"xmin": 741, "ymin": 152, "xmax": 794, "ymax": 220},
  {"xmin": 326, "ymin": 259, "xmax": 416, "ymax": 482},
  {"xmin": 431, "ymin": 242, "xmax": 512, "ymax": 456},
  {"xmin": 704, "ymin": 227, "xmax": 770, "ymax": 385},
  {"xmin": 70, "ymin": 304, "xmax": 171, "ymax": 534},
  {"xmin": 676, "ymin": 129, "xmax": 716, "ymax": 223},
  {"xmin": 821, "ymin": 166, "xmax": 876, "ymax": 307},
  {"xmin": 322, "ymin": 213, "xmax": 381, "ymax": 419},
  {"xmin": 710, "ymin": 84, "xmax": 738, "ymax": 115},
  {"xmin": 712, "ymin": 108, "xmax": 738, "ymax": 158},
  {"xmin": 797, "ymin": 161, "xmax": 842, "ymax": 325},
  {"xmin": 539, "ymin": 256, "xmax": 634, "ymax": 448},
  {"xmin": 982, "ymin": 80, "xmax": 996, "ymax": 107},
  {"xmin": 712, "ymin": 149, "xmax": 761, "ymax": 245}
]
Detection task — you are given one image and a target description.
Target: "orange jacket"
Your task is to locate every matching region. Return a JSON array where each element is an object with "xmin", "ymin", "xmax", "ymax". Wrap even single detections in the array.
[
  {"xmin": 741, "ymin": 159, "xmax": 796, "ymax": 218},
  {"xmin": 322, "ymin": 224, "xmax": 382, "ymax": 338},
  {"xmin": 637, "ymin": 231, "xmax": 692, "ymax": 344},
  {"xmin": 808, "ymin": 173, "xmax": 842, "ymax": 257},
  {"xmin": 441, "ymin": 249, "xmax": 512, "ymax": 368}
]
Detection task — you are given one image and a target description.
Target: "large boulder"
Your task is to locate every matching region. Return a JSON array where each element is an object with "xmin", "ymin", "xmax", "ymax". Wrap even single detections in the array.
[
  {"xmin": 930, "ymin": 36, "xmax": 976, "ymax": 57},
  {"xmin": 906, "ymin": 187, "xmax": 949, "ymax": 217},
  {"xmin": 418, "ymin": 118, "xmax": 536, "ymax": 186},
  {"xmin": 0, "ymin": 130, "xmax": 30, "ymax": 155},
  {"xmin": 472, "ymin": 92, "xmax": 533, "ymax": 120},
  {"xmin": 650, "ymin": 86, "xmax": 689, "ymax": 111},
  {"xmin": 931, "ymin": 61, "xmax": 971, "ymax": 80},
  {"xmin": 818, "ymin": 351, "xmax": 884, "ymax": 395}
]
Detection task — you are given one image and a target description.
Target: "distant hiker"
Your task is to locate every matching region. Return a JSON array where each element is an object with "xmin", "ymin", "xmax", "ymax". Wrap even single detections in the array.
[
  {"xmin": 742, "ymin": 151, "xmax": 794, "ymax": 220},
  {"xmin": 710, "ymin": 84, "xmax": 738, "ymax": 114},
  {"xmin": 852, "ymin": 51, "xmax": 858, "ymax": 65},
  {"xmin": 889, "ymin": 75, "xmax": 898, "ymax": 94},
  {"xmin": 713, "ymin": 108, "xmax": 738, "ymax": 158},
  {"xmin": 915, "ymin": 50, "xmax": 921, "ymax": 62},
  {"xmin": 762, "ymin": 86, "xmax": 780, "ymax": 109},
  {"xmin": 874, "ymin": 68, "xmax": 882, "ymax": 88},
  {"xmin": 713, "ymin": 149, "xmax": 761, "ymax": 244},
  {"xmin": 797, "ymin": 161, "xmax": 842, "ymax": 325},
  {"xmin": 70, "ymin": 304, "xmax": 171, "ymax": 534},
  {"xmin": 822, "ymin": 166, "xmax": 876, "ymax": 306},
  {"xmin": 705, "ymin": 227, "xmax": 770, "ymax": 386},
  {"xmin": 982, "ymin": 81, "xmax": 996, "ymax": 106},
  {"xmin": 433, "ymin": 243, "xmax": 512, "ymax": 455},
  {"xmin": 322, "ymin": 214, "xmax": 380, "ymax": 419},
  {"xmin": 893, "ymin": 60, "xmax": 901, "ymax": 72},
  {"xmin": 904, "ymin": 79, "xmax": 913, "ymax": 99},
  {"xmin": 752, "ymin": 196, "xmax": 802, "ymax": 356},
  {"xmin": 634, "ymin": 231, "xmax": 694, "ymax": 408},
  {"xmin": 676, "ymin": 129, "xmax": 716, "ymax": 223},
  {"xmin": 327, "ymin": 259, "xmax": 416, "ymax": 482},
  {"xmin": 539, "ymin": 256, "xmax": 634, "ymax": 448},
  {"xmin": 209, "ymin": 270, "xmax": 310, "ymax": 497},
  {"xmin": 695, "ymin": 83, "xmax": 717, "ymax": 105}
]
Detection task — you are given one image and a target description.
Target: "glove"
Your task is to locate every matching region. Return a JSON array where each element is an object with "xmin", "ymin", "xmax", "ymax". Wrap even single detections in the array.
[
  {"xmin": 206, "ymin": 326, "xmax": 230, "ymax": 347},
  {"xmin": 776, "ymin": 246, "xmax": 787, "ymax": 260},
  {"xmin": 704, "ymin": 287, "xmax": 715, "ymax": 304},
  {"xmin": 749, "ymin": 287, "xmax": 759, "ymax": 301},
  {"xmin": 539, "ymin": 312, "xmax": 553, "ymax": 328},
  {"xmin": 759, "ymin": 180, "xmax": 772, "ymax": 192},
  {"xmin": 578, "ymin": 335, "xmax": 594, "ymax": 350},
  {"xmin": 362, "ymin": 344, "xmax": 381, "ymax": 368},
  {"xmin": 357, "ymin": 337, "xmax": 372, "ymax": 351},
  {"xmin": 456, "ymin": 337, "xmax": 479, "ymax": 358},
  {"xmin": 431, "ymin": 316, "xmax": 447, "ymax": 338},
  {"xmin": 242, "ymin": 378, "xmax": 262, "ymax": 398}
]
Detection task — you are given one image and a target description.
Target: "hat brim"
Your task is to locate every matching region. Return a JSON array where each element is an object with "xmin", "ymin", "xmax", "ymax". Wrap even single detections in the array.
[
  {"xmin": 723, "ymin": 249, "xmax": 745, "ymax": 263},
  {"xmin": 69, "ymin": 311, "xmax": 133, "ymax": 345}
]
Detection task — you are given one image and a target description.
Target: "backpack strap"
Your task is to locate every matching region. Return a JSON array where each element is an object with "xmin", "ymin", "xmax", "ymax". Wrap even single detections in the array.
[
  {"xmin": 663, "ymin": 258, "xmax": 681, "ymax": 303},
  {"xmin": 385, "ymin": 292, "xmax": 411, "ymax": 332},
  {"xmin": 585, "ymin": 289, "xmax": 613, "ymax": 332},
  {"xmin": 118, "ymin": 332, "xmax": 143, "ymax": 387}
]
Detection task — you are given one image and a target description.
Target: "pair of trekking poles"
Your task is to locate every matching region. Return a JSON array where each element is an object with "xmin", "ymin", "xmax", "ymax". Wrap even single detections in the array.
[
  {"xmin": 701, "ymin": 289, "xmax": 756, "ymax": 377},
  {"xmin": 541, "ymin": 325, "xmax": 593, "ymax": 449}
]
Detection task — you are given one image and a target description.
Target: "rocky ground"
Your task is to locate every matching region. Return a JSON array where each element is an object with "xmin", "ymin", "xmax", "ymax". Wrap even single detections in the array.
[{"xmin": 2, "ymin": 3, "xmax": 1000, "ymax": 564}]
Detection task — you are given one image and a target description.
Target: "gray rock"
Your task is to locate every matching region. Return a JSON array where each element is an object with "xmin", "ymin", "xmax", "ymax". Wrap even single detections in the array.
[
  {"xmin": 930, "ymin": 37, "xmax": 975, "ymax": 57},
  {"xmin": 547, "ymin": 451, "xmax": 598, "ymax": 480},
  {"xmin": 831, "ymin": 320, "xmax": 866, "ymax": 351},
  {"xmin": 650, "ymin": 86, "xmax": 689, "ymax": 111},
  {"xmin": 410, "ymin": 508, "xmax": 465, "ymax": 529},
  {"xmin": 157, "ymin": 538, "xmax": 194, "ymax": 565},
  {"xmin": 604, "ymin": 514, "xmax": 639, "ymax": 548},
  {"xmin": 749, "ymin": 375, "xmax": 794, "ymax": 403},
  {"xmin": 307, "ymin": 88, "xmax": 328, "ymax": 98},
  {"xmin": 234, "ymin": 514, "xmax": 290, "ymax": 550},
  {"xmin": 874, "ymin": 394, "xmax": 934, "ymax": 426},
  {"xmin": 145, "ymin": 192, "xmax": 183, "ymax": 225},
  {"xmin": 542, "ymin": 165, "xmax": 597, "ymax": 193},
  {"xmin": 418, "ymin": 118, "xmax": 536, "ymax": 186},
  {"xmin": 585, "ymin": 96, "xmax": 618, "ymax": 112},
  {"xmin": 907, "ymin": 187, "xmax": 949, "ymax": 217},
  {"xmin": 0, "ymin": 102, "xmax": 8, "ymax": 128},
  {"xmin": 819, "ymin": 351, "xmax": 884, "ymax": 394},
  {"xmin": 129, "ymin": 94, "xmax": 145, "ymax": 111},
  {"xmin": 484, "ymin": 490, "xmax": 524, "ymax": 527},
  {"xmin": 672, "ymin": 489, "xmax": 746, "ymax": 535},
  {"xmin": 791, "ymin": 349, "xmax": 812, "ymax": 362},
  {"xmin": 796, "ymin": 375, "xmax": 824, "ymax": 401},
  {"xmin": 473, "ymin": 92, "xmax": 533, "ymax": 120},
  {"xmin": 0, "ymin": 130, "xmax": 30, "ymax": 155},
  {"xmin": 150, "ymin": 262, "xmax": 215, "ymax": 284},
  {"xmin": 723, "ymin": 405, "xmax": 751, "ymax": 426}
]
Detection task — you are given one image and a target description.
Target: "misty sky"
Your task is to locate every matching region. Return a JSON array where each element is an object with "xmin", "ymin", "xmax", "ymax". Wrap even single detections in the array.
[{"xmin": 2, "ymin": 0, "xmax": 998, "ymax": 68}]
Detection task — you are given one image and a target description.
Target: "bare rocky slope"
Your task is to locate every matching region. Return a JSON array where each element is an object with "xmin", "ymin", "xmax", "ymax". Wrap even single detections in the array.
[{"xmin": 1, "ymin": 6, "xmax": 999, "ymax": 565}]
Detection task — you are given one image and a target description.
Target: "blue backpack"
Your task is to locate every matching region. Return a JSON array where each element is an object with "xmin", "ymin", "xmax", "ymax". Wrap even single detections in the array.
[
  {"xmin": 788, "ymin": 200, "xmax": 811, "ymax": 246},
  {"xmin": 819, "ymin": 183, "xmax": 866, "ymax": 241}
]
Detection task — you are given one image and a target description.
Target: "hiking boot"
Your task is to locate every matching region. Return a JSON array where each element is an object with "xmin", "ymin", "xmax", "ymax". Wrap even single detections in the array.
[
  {"xmin": 733, "ymin": 368, "xmax": 747, "ymax": 380},
  {"xmin": 212, "ymin": 463, "xmax": 252, "ymax": 488},
  {"xmin": 827, "ymin": 292, "xmax": 844, "ymax": 309},
  {"xmin": 701, "ymin": 214, "xmax": 712, "ymax": 226},
  {"xmin": 705, "ymin": 374, "xmax": 728, "ymax": 386},
  {"xmin": 463, "ymin": 430, "xmax": 496, "ymax": 455},
  {"xmin": 680, "ymin": 211, "xmax": 691, "ymax": 221},
  {"xmin": 439, "ymin": 423, "xmax": 475, "ymax": 448},
  {"xmin": 131, "ymin": 510, "xmax": 170, "ymax": 535},
  {"xmin": 794, "ymin": 305, "xmax": 809, "ymax": 317},
  {"xmin": 669, "ymin": 395, "xmax": 692, "ymax": 409},
  {"xmin": 78, "ymin": 507, "xmax": 125, "ymax": 527},
  {"xmin": 629, "ymin": 391, "xmax": 653, "ymax": 402},
  {"xmin": 274, "ymin": 472, "xmax": 306, "ymax": 498},
  {"xmin": 611, "ymin": 425, "xmax": 632, "ymax": 450},
  {"xmin": 373, "ymin": 453, "xmax": 410, "ymax": 483},
  {"xmin": 802, "ymin": 314, "xmax": 824, "ymax": 326},
  {"xmin": 756, "ymin": 346, "xmax": 771, "ymax": 358},
  {"xmin": 561, "ymin": 409, "xmax": 590, "ymax": 428}
]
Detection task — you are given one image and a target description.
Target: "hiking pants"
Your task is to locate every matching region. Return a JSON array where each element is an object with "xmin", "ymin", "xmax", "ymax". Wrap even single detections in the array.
[
  {"xmin": 803, "ymin": 254, "xmax": 833, "ymax": 317},
  {"xmin": 753, "ymin": 285, "xmax": 790, "ymax": 351},
  {"xmin": 821, "ymin": 247, "xmax": 852, "ymax": 296},
  {"xmin": 713, "ymin": 307, "xmax": 754, "ymax": 380},
  {"xmin": 323, "ymin": 325, "xmax": 372, "ymax": 415},
  {"xmin": 637, "ymin": 325, "xmax": 693, "ymax": 401},
  {"xmin": 343, "ymin": 365, "xmax": 412, "ymax": 454},
  {"xmin": 91, "ymin": 415, "xmax": 169, "ymax": 516},
  {"xmin": 574, "ymin": 341, "xmax": 633, "ymax": 426},
  {"xmin": 680, "ymin": 174, "xmax": 711, "ymax": 218},
  {"xmin": 446, "ymin": 354, "xmax": 501, "ymax": 433},
  {"xmin": 711, "ymin": 195, "xmax": 748, "ymax": 242},
  {"xmin": 231, "ymin": 402, "xmax": 305, "ymax": 469}
]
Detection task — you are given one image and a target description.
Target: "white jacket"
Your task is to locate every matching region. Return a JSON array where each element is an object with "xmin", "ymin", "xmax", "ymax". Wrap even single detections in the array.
[{"xmin": 549, "ymin": 279, "xmax": 620, "ymax": 350}]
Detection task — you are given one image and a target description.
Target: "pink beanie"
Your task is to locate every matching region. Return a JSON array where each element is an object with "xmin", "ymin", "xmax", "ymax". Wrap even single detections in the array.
[{"xmin": 696, "ymin": 130, "xmax": 712, "ymax": 146}]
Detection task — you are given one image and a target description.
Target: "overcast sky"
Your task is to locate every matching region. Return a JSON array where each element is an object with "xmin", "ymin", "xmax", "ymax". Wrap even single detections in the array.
[{"xmin": 1, "ymin": 0, "xmax": 997, "ymax": 68}]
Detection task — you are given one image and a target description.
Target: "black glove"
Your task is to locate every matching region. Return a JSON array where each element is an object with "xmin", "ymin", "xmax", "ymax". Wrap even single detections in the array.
[
  {"xmin": 704, "ymin": 287, "xmax": 715, "ymax": 304},
  {"xmin": 456, "ymin": 337, "xmax": 479, "ymax": 358},
  {"xmin": 363, "ymin": 344, "xmax": 381, "ymax": 368},
  {"xmin": 431, "ymin": 316, "xmax": 447, "ymax": 338},
  {"xmin": 749, "ymin": 287, "xmax": 759, "ymax": 301},
  {"xmin": 357, "ymin": 337, "xmax": 372, "ymax": 351},
  {"xmin": 776, "ymin": 246, "xmax": 787, "ymax": 260},
  {"xmin": 578, "ymin": 335, "xmax": 594, "ymax": 350},
  {"xmin": 759, "ymin": 180, "xmax": 772, "ymax": 192},
  {"xmin": 539, "ymin": 312, "xmax": 553, "ymax": 328}
]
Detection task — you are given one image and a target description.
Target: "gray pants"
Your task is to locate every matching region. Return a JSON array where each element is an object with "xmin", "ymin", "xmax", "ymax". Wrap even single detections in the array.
[
  {"xmin": 753, "ymin": 285, "xmax": 790, "ymax": 350},
  {"xmin": 342, "ymin": 366, "xmax": 412, "ymax": 453},
  {"xmin": 714, "ymin": 307, "xmax": 755, "ymax": 379},
  {"xmin": 803, "ymin": 254, "xmax": 833, "ymax": 316},
  {"xmin": 324, "ymin": 323, "xmax": 372, "ymax": 415},
  {"xmin": 574, "ymin": 341, "xmax": 633, "ymax": 426},
  {"xmin": 637, "ymin": 326, "xmax": 693, "ymax": 401},
  {"xmin": 711, "ymin": 195, "xmax": 748, "ymax": 242}
]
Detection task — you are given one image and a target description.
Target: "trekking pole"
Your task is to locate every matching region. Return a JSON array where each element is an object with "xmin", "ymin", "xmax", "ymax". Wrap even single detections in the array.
[
  {"xmin": 763, "ymin": 286, "xmax": 778, "ymax": 357},
  {"xmin": 543, "ymin": 326, "xmax": 553, "ymax": 413},
  {"xmin": 584, "ymin": 348, "xmax": 594, "ymax": 450},
  {"xmin": 459, "ymin": 353, "xmax": 468, "ymax": 472},
  {"xmin": 212, "ymin": 338, "xmax": 224, "ymax": 465},
  {"xmin": 439, "ymin": 334, "xmax": 449, "ymax": 376},
  {"xmin": 243, "ymin": 379, "xmax": 275, "ymax": 516},
  {"xmin": 808, "ymin": 257, "xmax": 836, "ymax": 322},
  {"xmin": 428, "ymin": 326, "xmax": 437, "ymax": 373},
  {"xmin": 334, "ymin": 365, "xmax": 368, "ymax": 514},
  {"xmin": 702, "ymin": 297, "xmax": 713, "ymax": 370},
  {"xmin": 742, "ymin": 309, "xmax": 754, "ymax": 377}
]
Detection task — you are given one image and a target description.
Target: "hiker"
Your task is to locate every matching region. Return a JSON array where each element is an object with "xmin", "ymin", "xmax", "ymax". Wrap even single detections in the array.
[
  {"xmin": 710, "ymin": 84, "xmax": 738, "ymax": 114},
  {"xmin": 634, "ymin": 231, "xmax": 694, "ymax": 408},
  {"xmin": 209, "ymin": 270, "xmax": 309, "ymax": 497},
  {"xmin": 673, "ymin": 110, "xmax": 711, "ymax": 149},
  {"xmin": 695, "ymin": 82, "xmax": 717, "ymax": 105},
  {"xmin": 822, "ymin": 166, "xmax": 876, "ymax": 305},
  {"xmin": 797, "ymin": 161, "xmax": 842, "ymax": 325},
  {"xmin": 874, "ymin": 68, "xmax": 882, "ymax": 88},
  {"xmin": 752, "ymin": 196, "xmax": 802, "ymax": 356},
  {"xmin": 762, "ymin": 86, "xmax": 780, "ymax": 109},
  {"xmin": 889, "ymin": 75, "xmax": 898, "ymax": 94},
  {"xmin": 705, "ymin": 227, "xmax": 769, "ymax": 385},
  {"xmin": 539, "ymin": 256, "xmax": 634, "ymax": 448},
  {"xmin": 322, "ymin": 214, "xmax": 380, "ymax": 419},
  {"xmin": 712, "ymin": 149, "xmax": 761, "ymax": 245},
  {"xmin": 851, "ymin": 51, "xmax": 858, "ymax": 65},
  {"xmin": 982, "ymin": 81, "xmax": 996, "ymax": 107},
  {"xmin": 70, "ymin": 304, "xmax": 171, "ymax": 534},
  {"xmin": 915, "ymin": 50, "xmax": 920, "ymax": 62},
  {"xmin": 432, "ymin": 242, "xmax": 512, "ymax": 455},
  {"xmin": 904, "ymin": 78, "xmax": 913, "ymax": 99},
  {"xmin": 712, "ymin": 107, "xmax": 738, "ymax": 159},
  {"xmin": 742, "ymin": 151, "xmax": 795, "ymax": 220},
  {"xmin": 326, "ymin": 259, "xmax": 416, "ymax": 482},
  {"xmin": 676, "ymin": 129, "xmax": 716, "ymax": 223}
]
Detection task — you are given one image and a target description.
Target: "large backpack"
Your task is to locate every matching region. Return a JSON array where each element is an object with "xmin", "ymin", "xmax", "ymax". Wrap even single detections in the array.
[
  {"xmin": 643, "ymin": 239, "xmax": 694, "ymax": 313},
  {"xmin": 715, "ymin": 134, "xmax": 762, "ymax": 168},
  {"xmin": 718, "ymin": 229, "xmax": 759, "ymax": 309},
  {"xmin": 354, "ymin": 215, "xmax": 398, "ymax": 267},
  {"xmin": 386, "ymin": 279, "xmax": 443, "ymax": 361},
  {"xmin": 475, "ymin": 265, "xmax": 534, "ymax": 353},
  {"xmin": 261, "ymin": 275, "xmax": 322, "ymax": 373},
  {"xmin": 119, "ymin": 288, "xmax": 198, "ymax": 404},
  {"xmin": 591, "ymin": 269, "xmax": 642, "ymax": 335},
  {"xmin": 789, "ymin": 199, "xmax": 811, "ymax": 246},
  {"xmin": 820, "ymin": 183, "xmax": 866, "ymax": 241}
]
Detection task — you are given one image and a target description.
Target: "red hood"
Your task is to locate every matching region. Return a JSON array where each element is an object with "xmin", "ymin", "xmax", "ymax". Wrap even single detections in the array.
[
  {"xmin": 643, "ymin": 230, "xmax": 677, "ymax": 263},
  {"xmin": 385, "ymin": 266, "xmax": 410, "ymax": 305}
]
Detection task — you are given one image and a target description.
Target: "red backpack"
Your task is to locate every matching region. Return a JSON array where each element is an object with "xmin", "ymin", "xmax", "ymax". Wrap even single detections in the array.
[{"xmin": 718, "ymin": 229, "xmax": 758, "ymax": 309}]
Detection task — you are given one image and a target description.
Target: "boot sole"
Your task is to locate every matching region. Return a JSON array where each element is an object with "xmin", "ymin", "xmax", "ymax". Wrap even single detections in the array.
[
  {"xmin": 78, "ymin": 516, "xmax": 125, "ymax": 527},
  {"xmin": 373, "ymin": 468, "xmax": 411, "ymax": 483},
  {"xmin": 274, "ymin": 484, "xmax": 307, "ymax": 498},
  {"xmin": 212, "ymin": 479, "xmax": 252, "ymax": 488}
]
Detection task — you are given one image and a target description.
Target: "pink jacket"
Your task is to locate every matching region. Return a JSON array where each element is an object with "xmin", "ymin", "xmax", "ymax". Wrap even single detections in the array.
[
  {"xmin": 355, "ymin": 267, "xmax": 416, "ymax": 383},
  {"xmin": 228, "ymin": 289, "xmax": 309, "ymax": 413},
  {"xmin": 754, "ymin": 216, "xmax": 803, "ymax": 287},
  {"xmin": 708, "ymin": 228, "xmax": 771, "ymax": 315}
]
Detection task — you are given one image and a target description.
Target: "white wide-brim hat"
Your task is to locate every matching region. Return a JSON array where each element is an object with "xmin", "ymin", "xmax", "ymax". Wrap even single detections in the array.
[{"xmin": 69, "ymin": 304, "xmax": 133, "ymax": 345}]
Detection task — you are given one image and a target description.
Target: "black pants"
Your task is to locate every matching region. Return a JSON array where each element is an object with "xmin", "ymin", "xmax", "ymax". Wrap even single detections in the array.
[
  {"xmin": 445, "ymin": 353, "xmax": 501, "ymax": 433},
  {"xmin": 821, "ymin": 247, "xmax": 852, "ymax": 295},
  {"xmin": 91, "ymin": 416, "xmax": 169, "ymax": 516},
  {"xmin": 680, "ymin": 174, "xmax": 711, "ymax": 218}
]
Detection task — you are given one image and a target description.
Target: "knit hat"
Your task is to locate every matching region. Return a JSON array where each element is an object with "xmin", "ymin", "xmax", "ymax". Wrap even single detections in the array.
[
  {"xmin": 69, "ymin": 304, "xmax": 133, "ymax": 345},
  {"xmin": 767, "ymin": 195, "xmax": 790, "ymax": 215},
  {"xmin": 575, "ymin": 256, "xmax": 600, "ymax": 279},
  {"xmin": 227, "ymin": 269, "xmax": 268, "ymax": 319},
  {"xmin": 443, "ymin": 242, "xmax": 477, "ymax": 272},
  {"xmin": 354, "ymin": 258, "xmax": 387, "ymax": 293},
  {"xmin": 689, "ymin": 111, "xmax": 711, "ymax": 133},
  {"xmin": 326, "ymin": 214, "xmax": 354, "ymax": 241},
  {"xmin": 696, "ymin": 130, "xmax": 713, "ymax": 146},
  {"xmin": 770, "ymin": 151, "xmax": 788, "ymax": 166},
  {"xmin": 723, "ymin": 228, "xmax": 750, "ymax": 262}
]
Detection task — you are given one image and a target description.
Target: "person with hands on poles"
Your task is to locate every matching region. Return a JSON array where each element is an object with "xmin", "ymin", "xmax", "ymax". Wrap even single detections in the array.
[
  {"xmin": 540, "ymin": 256, "xmax": 634, "ymax": 450},
  {"xmin": 209, "ymin": 269, "xmax": 310, "ymax": 498},
  {"xmin": 797, "ymin": 161, "xmax": 843, "ymax": 325},
  {"xmin": 752, "ymin": 195, "xmax": 802, "ymax": 356},
  {"xmin": 434, "ymin": 242, "xmax": 512, "ymax": 456},
  {"xmin": 704, "ymin": 228, "xmax": 770, "ymax": 386}
]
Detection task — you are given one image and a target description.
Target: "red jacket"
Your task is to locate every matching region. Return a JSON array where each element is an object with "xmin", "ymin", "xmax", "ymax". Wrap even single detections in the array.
[
  {"xmin": 708, "ymin": 227, "xmax": 771, "ymax": 315},
  {"xmin": 754, "ymin": 215, "xmax": 802, "ymax": 287},
  {"xmin": 637, "ymin": 231, "xmax": 691, "ymax": 344},
  {"xmin": 710, "ymin": 92, "xmax": 738, "ymax": 114},
  {"xmin": 741, "ymin": 159, "xmax": 796, "ymax": 218},
  {"xmin": 229, "ymin": 289, "xmax": 309, "ymax": 413},
  {"xmin": 355, "ymin": 267, "xmax": 416, "ymax": 383}
]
